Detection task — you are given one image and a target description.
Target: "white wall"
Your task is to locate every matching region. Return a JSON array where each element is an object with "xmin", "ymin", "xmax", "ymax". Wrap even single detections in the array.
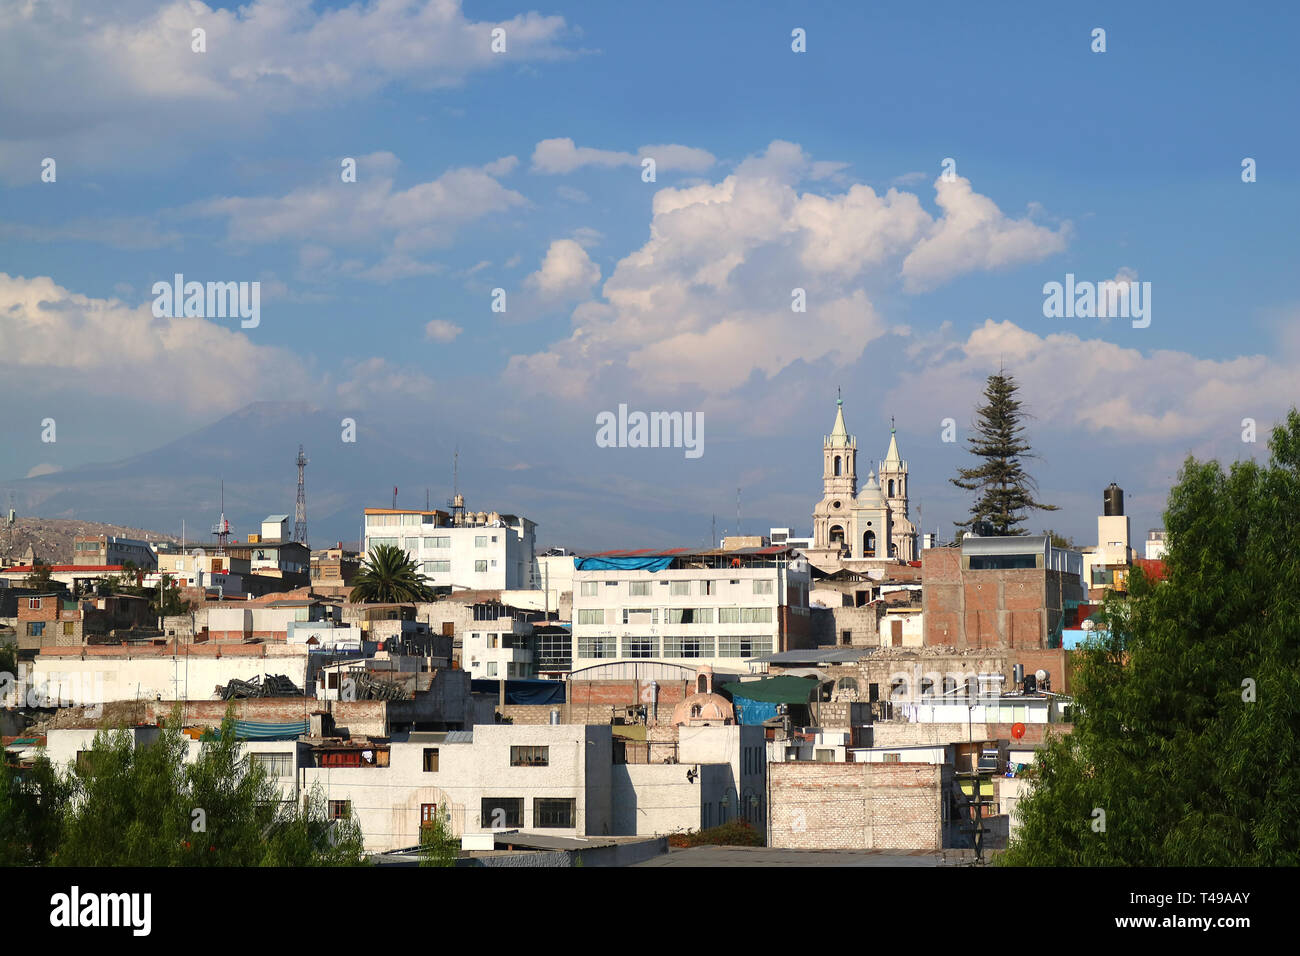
[{"xmin": 29, "ymin": 650, "xmax": 309, "ymax": 705}]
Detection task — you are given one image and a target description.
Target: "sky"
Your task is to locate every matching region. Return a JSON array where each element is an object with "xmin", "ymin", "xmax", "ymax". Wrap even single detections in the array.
[{"xmin": 2, "ymin": 0, "xmax": 1298, "ymax": 549}]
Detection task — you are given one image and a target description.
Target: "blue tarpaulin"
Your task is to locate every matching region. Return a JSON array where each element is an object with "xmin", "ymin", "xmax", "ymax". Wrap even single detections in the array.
[
  {"xmin": 574, "ymin": 556, "xmax": 674, "ymax": 572},
  {"xmin": 471, "ymin": 679, "xmax": 566, "ymax": 705},
  {"xmin": 731, "ymin": 697, "xmax": 780, "ymax": 726}
]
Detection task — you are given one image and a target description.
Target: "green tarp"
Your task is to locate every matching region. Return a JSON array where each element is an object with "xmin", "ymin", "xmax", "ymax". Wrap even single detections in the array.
[{"xmin": 719, "ymin": 675, "xmax": 817, "ymax": 704}]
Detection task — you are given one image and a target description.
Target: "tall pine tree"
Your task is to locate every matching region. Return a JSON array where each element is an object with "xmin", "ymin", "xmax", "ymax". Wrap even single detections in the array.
[{"xmin": 952, "ymin": 371, "xmax": 1057, "ymax": 535}]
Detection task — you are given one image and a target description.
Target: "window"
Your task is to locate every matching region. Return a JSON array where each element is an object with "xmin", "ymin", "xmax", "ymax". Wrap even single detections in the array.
[
  {"xmin": 701, "ymin": 581, "xmax": 716, "ymax": 596},
  {"xmin": 475, "ymin": 536, "xmax": 488, "ymax": 547},
  {"xmin": 663, "ymin": 636, "xmax": 714, "ymax": 658},
  {"xmin": 669, "ymin": 581, "xmax": 692, "ymax": 596},
  {"xmin": 251, "ymin": 752, "xmax": 293, "ymax": 778},
  {"xmin": 882, "ymin": 753, "xmax": 901, "ymax": 764},
  {"xmin": 475, "ymin": 560, "xmax": 488, "ymax": 573},
  {"xmin": 622, "ymin": 608, "xmax": 653, "ymax": 625},
  {"xmin": 421, "ymin": 514, "xmax": 436, "ymax": 524},
  {"xmin": 753, "ymin": 579, "xmax": 774, "ymax": 595},
  {"xmin": 482, "ymin": 798, "xmax": 523, "ymax": 828},
  {"xmin": 511, "ymin": 746, "xmax": 549, "ymax": 767},
  {"xmin": 328, "ymin": 800, "xmax": 351, "ymax": 820},
  {"xmin": 426, "ymin": 536, "xmax": 450, "ymax": 548},
  {"xmin": 423, "ymin": 748, "xmax": 440, "ymax": 772},
  {"xmin": 423, "ymin": 561, "xmax": 450, "ymax": 573},
  {"xmin": 577, "ymin": 636, "xmax": 617, "ymax": 659},
  {"xmin": 28, "ymin": 597, "xmax": 41, "ymax": 609},
  {"xmin": 623, "ymin": 636, "xmax": 658, "ymax": 658},
  {"xmin": 534, "ymin": 798, "xmax": 576, "ymax": 829},
  {"xmin": 486, "ymin": 662, "xmax": 498, "ymax": 677},
  {"xmin": 28, "ymin": 622, "xmax": 44, "ymax": 637},
  {"xmin": 579, "ymin": 581, "xmax": 599, "ymax": 597},
  {"xmin": 63, "ymin": 622, "xmax": 75, "ymax": 636},
  {"xmin": 718, "ymin": 636, "xmax": 772, "ymax": 658},
  {"xmin": 628, "ymin": 581, "xmax": 651, "ymax": 596},
  {"xmin": 815, "ymin": 749, "xmax": 834, "ymax": 763},
  {"xmin": 370, "ymin": 536, "xmax": 398, "ymax": 548},
  {"xmin": 75, "ymin": 751, "xmax": 97, "ymax": 775},
  {"xmin": 420, "ymin": 803, "xmax": 438, "ymax": 825},
  {"xmin": 718, "ymin": 608, "xmax": 739, "ymax": 624},
  {"xmin": 576, "ymin": 609, "xmax": 604, "ymax": 625}
]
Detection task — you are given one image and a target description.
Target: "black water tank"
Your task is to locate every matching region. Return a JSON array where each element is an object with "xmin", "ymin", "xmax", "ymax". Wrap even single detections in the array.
[{"xmin": 1104, "ymin": 483, "xmax": 1124, "ymax": 517}]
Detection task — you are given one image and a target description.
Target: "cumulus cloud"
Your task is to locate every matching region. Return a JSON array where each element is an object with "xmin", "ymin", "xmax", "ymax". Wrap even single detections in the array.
[
  {"xmin": 524, "ymin": 239, "xmax": 601, "ymax": 302},
  {"xmin": 901, "ymin": 175, "xmax": 1070, "ymax": 291},
  {"xmin": 531, "ymin": 137, "xmax": 715, "ymax": 174},
  {"xmin": 336, "ymin": 357, "xmax": 437, "ymax": 407},
  {"xmin": 0, "ymin": 0, "xmax": 580, "ymax": 180},
  {"xmin": 911, "ymin": 318, "xmax": 1298, "ymax": 444},
  {"xmin": 0, "ymin": 272, "xmax": 312, "ymax": 412},
  {"xmin": 508, "ymin": 141, "xmax": 1067, "ymax": 400}
]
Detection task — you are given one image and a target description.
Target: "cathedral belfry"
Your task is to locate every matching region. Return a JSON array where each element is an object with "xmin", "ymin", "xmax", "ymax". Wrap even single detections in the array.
[{"xmin": 810, "ymin": 397, "xmax": 916, "ymax": 567}]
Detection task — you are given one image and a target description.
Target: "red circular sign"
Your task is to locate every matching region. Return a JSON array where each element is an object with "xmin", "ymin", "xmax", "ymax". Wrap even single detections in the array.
[{"xmin": 1011, "ymin": 722, "xmax": 1026, "ymax": 740}]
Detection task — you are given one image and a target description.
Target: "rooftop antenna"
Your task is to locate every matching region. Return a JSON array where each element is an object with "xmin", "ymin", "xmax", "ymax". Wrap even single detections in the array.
[
  {"xmin": 293, "ymin": 444, "xmax": 309, "ymax": 547},
  {"xmin": 711, "ymin": 514, "xmax": 716, "ymax": 549},
  {"xmin": 392, "ymin": 486, "xmax": 398, "ymax": 509},
  {"xmin": 211, "ymin": 480, "xmax": 230, "ymax": 554},
  {"xmin": 446, "ymin": 447, "xmax": 465, "ymax": 525},
  {"xmin": 736, "ymin": 487, "xmax": 742, "ymax": 537}
]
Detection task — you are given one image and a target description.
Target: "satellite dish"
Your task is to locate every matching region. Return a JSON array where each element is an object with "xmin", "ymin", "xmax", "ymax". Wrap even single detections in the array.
[{"xmin": 1081, "ymin": 619, "xmax": 1096, "ymax": 631}]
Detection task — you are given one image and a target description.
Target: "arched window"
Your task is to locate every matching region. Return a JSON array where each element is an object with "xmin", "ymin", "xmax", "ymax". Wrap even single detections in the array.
[
  {"xmin": 942, "ymin": 676, "xmax": 956, "ymax": 697},
  {"xmin": 864, "ymin": 530, "xmax": 876, "ymax": 556},
  {"xmin": 690, "ymin": 704, "xmax": 702, "ymax": 718},
  {"xmin": 890, "ymin": 677, "xmax": 908, "ymax": 701},
  {"xmin": 697, "ymin": 675, "xmax": 708, "ymax": 694},
  {"xmin": 888, "ymin": 479, "xmax": 895, "ymax": 497},
  {"xmin": 834, "ymin": 455, "xmax": 842, "ymax": 476},
  {"xmin": 836, "ymin": 677, "xmax": 859, "ymax": 697},
  {"xmin": 829, "ymin": 525, "xmax": 845, "ymax": 545}
]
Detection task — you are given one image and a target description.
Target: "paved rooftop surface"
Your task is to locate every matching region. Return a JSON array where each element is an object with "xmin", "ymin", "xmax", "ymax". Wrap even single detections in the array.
[{"xmin": 633, "ymin": 846, "xmax": 944, "ymax": 867}]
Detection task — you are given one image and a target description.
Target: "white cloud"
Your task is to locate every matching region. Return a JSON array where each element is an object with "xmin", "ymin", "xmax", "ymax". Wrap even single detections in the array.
[
  {"xmin": 556, "ymin": 185, "xmax": 591, "ymax": 203},
  {"xmin": 25, "ymin": 463, "xmax": 63, "ymax": 478},
  {"xmin": 336, "ymin": 357, "xmax": 436, "ymax": 407},
  {"xmin": 531, "ymin": 137, "xmax": 716, "ymax": 174},
  {"xmin": 524, "ymin": 239, "xmax": 601, "ymax": 304},
  {"xmin": 901, "ymin": 175, "xmax": 1070, "ymax": 291},
  {"xmin": 425, "ymin": 319, "xmax": 463, "ymax": 342},
  {"xmin": 508, "ymin": 141, "xmax": 1062, "ymax": 399},
  {"xmin": 0, "ymin": 1, "xmax": 580, "ymax": 180},
  {"xmin": 0, "ymin": 272, "xmax": 311, "ymax": 412}
]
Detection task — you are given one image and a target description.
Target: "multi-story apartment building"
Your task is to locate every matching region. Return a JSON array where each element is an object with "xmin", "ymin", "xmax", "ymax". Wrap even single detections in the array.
[
  {"xmin": 71, "ymin": 535, "xmax": 157, "ymax": 569},
  {"xmin": 569, "ymin": 546, "xmax": 812, "ymax": 671},
  {"xmin": 362, "ymin": 497, "xmax": 537, "ymax": 594},
  {"xmin": 463, "ymin": 601, "xmax": 536, "ymax": 679}
]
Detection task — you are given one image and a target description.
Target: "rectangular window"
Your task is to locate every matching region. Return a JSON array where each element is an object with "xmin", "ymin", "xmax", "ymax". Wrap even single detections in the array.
[
  {"xmin": 576, "ymin": 609, "xmax": 604, "ymax": 626},
  {"xmin": 510, "ymin": 746, "xmax": 549, "ymax": 767},
  {"xmin": 423, "ymin": 561, "xmax": 450, "ymax": 573},
  {"xmin": 76, "ymin": 751, "xmax": 97, "ymax": 775},
  {"xmin": 475, "ymin": 536, "xmax": 488, "ymax": 547},
  {"xmin": 622, "ymin": 608, "xmax": 653, "ymax": 625},
  {"xmin": 701, "ymin": 580, "xmax": 716, "ymax": 596},
  {"xmin": 370, "ymin": 536, "xmax": 398, "ymax": 549},
  {"xmin": 718, "ymin": 607, "xmax": 740, "ymax": 624},
  {"xmin": 428, "ymin": 536, "xmax": 450, "ymax": 548},
  {"xmin": 482, "ymin": 797, "xmax": 523, "ymax": 828},
  {"xmin": 488, "ymin": 634, "xmax": 499, "ymax": 649},
  {"xmin": 421, "ymin": 514, "xmax": 436, "ymax": 524},
  {"xmin": 423, "ymin": 748, "xmax": 440, "ymax": 772},
  {"xmin": 534, "ymin": 798, "xmax": 576, "ymax": 829},
  {"xmin": 420, "ymin": 803, "xmax": 438, "ymax": 825},
  {"xmin": 579, "ymin": 581, "xmax": 599, "ymax": 597},
  {"xmin": 28, "ymin": 622, "xmax": 44, "ymax": 637},
  {"xmin": 486, "ymin": 662, "xmax": 498, "ymax": 677},
  {"xmin": 403, "ymin": 538, "xmax": 420, "ymax": 551},
  {"xmin": 662, "ymin": 636, "xmax": 714, "ymax": 658},
  {"xmin": 577, "ymin": 636, "xmax": 617, "ymax": 659},
  {"xmin": 622, "ymin": 635, "xmax": 658, "ymax": 658},
  {"xmin": 753, "ymin": 579, "xmax": 774, "ymax": 595},
  {"xmin": 28, "ymin": 597, "xmax": 41, "ymax": 609},
  {"xmin": 740, "ymin": 607, "xmax": 772, "ymax": 623},
  {"xmin": 251, "ymin": 752, "xmax": 293, "ymax": 778},
  {"xmin": 718, "ymin": 636, "xmax": 773, "ymax": 658},
  {"xmin": 328, "ymin": 800, "xmax": 351, "ymax": 820},
  {"xmin": 669, "ymin": 580, "xmax": 692, "ymax": 596},
  {"xmin": 63, "ymin": 622, "xmax": 75, "ymax": 636},
  {"xmin": 475, "ymin": 560, "xmax": 488, "ymax": 573},
  {"xmin": 628, "ymin": 581, "xmax": 651, "ymax": 596}
]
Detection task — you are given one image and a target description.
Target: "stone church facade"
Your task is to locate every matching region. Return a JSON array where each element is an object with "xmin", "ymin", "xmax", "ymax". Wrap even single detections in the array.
[{"xmin": 808, "ymin": 398, "xmax": 916, "ymax": 569}]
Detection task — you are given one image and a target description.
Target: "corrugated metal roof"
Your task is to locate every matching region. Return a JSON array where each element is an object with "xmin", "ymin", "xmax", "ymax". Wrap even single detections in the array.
[
  {"xmin": 443, "ymin": 730, "xmax": 474, "ymax": 744},
  {"xmin": 753, "ymin": 648, "xmax": 873, "ymax": 664}
]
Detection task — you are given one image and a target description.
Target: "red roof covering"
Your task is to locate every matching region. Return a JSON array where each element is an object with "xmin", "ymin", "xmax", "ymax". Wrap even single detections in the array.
[
  {"xmin": 1, "ymin": 565, "xmax": 125, "ymax": 573},
  {"xmin": 1133, "ymin": 558, "xmax": 1167, "ymax": 582}
]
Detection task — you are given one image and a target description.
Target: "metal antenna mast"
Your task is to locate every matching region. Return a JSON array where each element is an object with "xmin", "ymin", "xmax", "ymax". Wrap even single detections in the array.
[{"xmin": 294, "ymin": 444, "xmax": 309, "ymax": 547}]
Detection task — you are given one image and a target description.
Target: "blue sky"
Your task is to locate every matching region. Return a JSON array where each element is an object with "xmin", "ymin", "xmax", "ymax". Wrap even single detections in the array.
[{"xmin": 2, "ymin": 0, "xmax": 1298, "ymax": 548}]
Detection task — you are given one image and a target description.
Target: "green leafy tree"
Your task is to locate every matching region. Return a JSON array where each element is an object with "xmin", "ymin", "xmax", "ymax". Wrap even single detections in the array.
[
  {"xmin": 0, "ymin": 756, "xmax": 70, "ymax": 866},
  {"xmin": 23, "ymin": 559, "xmax": 53, "ymax": 592},
  {"xmin": 952, "ymin": 371, "xmax": 1058, "ymax": 535},
  {"xmin": 418, "ymin": 804, "xmax": 460, "ymax": 867},
  {"xmin": 0, "ymin": 641, "xmax": 15, "ymax": 677},
  {"xmin": 1002, "ymin": 410, "xmax": 1300, "ymax": 866},
  {"xmin": 1043, "ymin": 529, "xmax": 1076, "ymax": 550},
  {"xmin": 151, "ymin": 573, "xmax": 191, "ymax": 616},
  {"xmin": 349, "ymin": 544, "xmax": 436, "ymax": 604}
]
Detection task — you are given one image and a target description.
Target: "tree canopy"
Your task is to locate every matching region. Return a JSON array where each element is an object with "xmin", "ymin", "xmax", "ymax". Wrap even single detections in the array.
[
  {"xmin": 952, "ymin": 371, "xmax": 1057, "ymax": 535},
  {"xmin": 349, "ymin": 543, "xmax": 436, "ymax": 604},
  {"xmin": 1002, "ymin": 409, "xmax": 1300, "ymax": 865}
]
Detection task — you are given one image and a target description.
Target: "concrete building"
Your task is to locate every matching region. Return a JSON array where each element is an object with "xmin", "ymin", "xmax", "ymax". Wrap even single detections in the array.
[
  {"xmin": 14, "ymin": 592, "xmax": 152, "ymax": 651},
  {"xmin": 363, "ymin": 500, "xmax": 538, "ymax": 594},
  {"xmin": 569, "ymin": 546, "xmax": 811, "ymax": 671},
  {"xmin": 71, "ymin": 535, "xmax": 158, "ymax": 570},
  {"xmin": 463, "ymin": 602, "xmax": 536, "ymax": 679},
  {"xmin": 1144, "ymin": 529, "xmax": 1168, "ymax": 561},
  {"xmin": 922, "ymin": 536, "xmax": 1084, "ymax": 649}
]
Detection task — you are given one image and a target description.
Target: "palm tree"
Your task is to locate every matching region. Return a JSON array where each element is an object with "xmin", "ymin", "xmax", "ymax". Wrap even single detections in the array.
[{"xmin": 349, "ymin": 544, "xmax": 436, "ymax": 604}]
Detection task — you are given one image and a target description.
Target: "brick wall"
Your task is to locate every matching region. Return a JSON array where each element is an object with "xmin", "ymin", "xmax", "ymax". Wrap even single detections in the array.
[
  {"xmin": 768, "ymin": 761, "xmax": 946, "ymax": 850},
  {"xmin": 870, "ymin": 720, "xmax": 1070, "ymax": 748}
]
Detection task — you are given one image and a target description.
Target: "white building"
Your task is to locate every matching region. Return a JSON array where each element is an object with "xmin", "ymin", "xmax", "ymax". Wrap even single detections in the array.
[
  {"xmin": 362, "ymin": 501, "xmax": 538, "ymax": 594},
  {"xmin": 570, "ymin": 547, "xmax": 811, "ymax": 671},
  {"xmin": 1145, "ymin": 529, "xmax": 1168, "ymax": 560},
  {"xmin": 463, "ymin": 603, "xmax": 534, "ymax": 679}
]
